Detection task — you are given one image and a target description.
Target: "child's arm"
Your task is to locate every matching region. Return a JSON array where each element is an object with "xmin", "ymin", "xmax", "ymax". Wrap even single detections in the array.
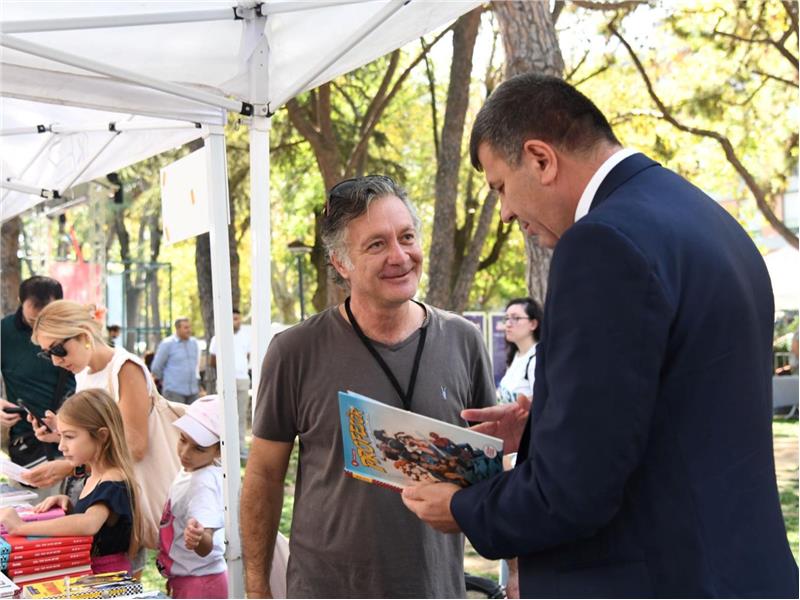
[
  {"xmin": 184, "ymin": 517, "xmax": 215, "ymax": 557},
  {"xmin": 33, "ymin": 494, "xmax": 72, "ymax": 513},
  {"xmin": 0, "ymin": 503, "xmax": 110, "ymax": 537}
]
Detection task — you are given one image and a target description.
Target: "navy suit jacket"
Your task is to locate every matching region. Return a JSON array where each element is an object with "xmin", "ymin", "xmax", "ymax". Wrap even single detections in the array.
[{"xmin": 452, "ymin": 154, "xmax": 798, "ymax": 597}]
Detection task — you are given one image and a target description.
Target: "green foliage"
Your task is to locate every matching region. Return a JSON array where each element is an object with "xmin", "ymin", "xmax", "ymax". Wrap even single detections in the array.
[{"xmin": 563, "ymin": 0, "xmax": 797, "ymax": 230}]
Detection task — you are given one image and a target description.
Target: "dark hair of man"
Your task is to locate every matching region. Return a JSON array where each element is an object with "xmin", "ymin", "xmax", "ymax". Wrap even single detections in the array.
[
  {"xmin": 320, "ymin": 175, "xmax": 421, "ymax": 288},
  {"xmin": 505, "ymin": 296, "xmax": 543, "ymax": 368},
  {"xmin": 233, "ymin": 308, "xmax": 241, "ymax": 315},
  {"xmin": 18, "ymin": 276, "xmax": 63, "ymax": 309},
  {"xmin": 174, "ymin": 317, "xmax": 189, "ymax": 329},
  {"xmin": 469, "ymin": 73, "xmax": 620, "ymax": 171}
]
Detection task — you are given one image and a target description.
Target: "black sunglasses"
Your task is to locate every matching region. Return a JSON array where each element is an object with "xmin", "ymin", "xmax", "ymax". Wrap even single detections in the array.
[
  {"xmin": 324, "ymin": 175, "xmax": 396, "ymax": 217},
  {"xmin": 38, "ymin": 337, "xmax": 75, "ymax": 361}
]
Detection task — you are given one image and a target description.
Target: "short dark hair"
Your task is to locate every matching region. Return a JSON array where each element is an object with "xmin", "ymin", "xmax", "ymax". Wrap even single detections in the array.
[
  {"xmin": 19, "ymin": 276, "xmax": 63, "ymax": 309},
  {"xmin": 320, "ymin": 175, "xmax": 421, "ymax": 288},
  {"xmin": 232, "ymin": 309, "xmax": 241, "ymax": 315},
  {"xmin": 174, "ymin": 317, "xmax": 189, "ymax": 329},
  {"xmin": 469, "ymin": 73, "xmax": 620, "ymax": 170},
  {"xmin": 107, "ymin": 324, "xmax": 121, "ymax": 333}
]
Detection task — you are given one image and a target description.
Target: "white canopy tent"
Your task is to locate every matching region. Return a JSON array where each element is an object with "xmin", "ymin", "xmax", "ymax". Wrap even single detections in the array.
[{"xmin": 0, "ymin": 1, "xmax": 481, "ymax": 595}]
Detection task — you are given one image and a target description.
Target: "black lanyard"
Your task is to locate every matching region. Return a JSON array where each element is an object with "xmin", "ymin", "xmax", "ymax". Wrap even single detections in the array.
[{"xmin": 344, "ymin": 297, "xmax": 427, "ymax": 412}]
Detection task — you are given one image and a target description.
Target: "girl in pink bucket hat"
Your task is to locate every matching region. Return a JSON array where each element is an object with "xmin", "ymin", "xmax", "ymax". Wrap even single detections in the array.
[{"xmin": 156, "ymin": 395, "xmax": 227, "ymax": 598}]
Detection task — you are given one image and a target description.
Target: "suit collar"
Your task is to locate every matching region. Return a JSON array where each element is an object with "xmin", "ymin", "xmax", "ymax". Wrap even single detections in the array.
[{"xmin": 590, "ymin": 153, "xmax": 659, "ymax": 211}]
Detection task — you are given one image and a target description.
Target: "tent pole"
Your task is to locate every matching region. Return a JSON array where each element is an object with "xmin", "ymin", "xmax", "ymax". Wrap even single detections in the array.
[
  {"xmin": 0, "ymin": 179, "xmax": 57, "ymax": 198},
  {"xmin": 60, "ymin": 131, "xmax": 122, "ymax": 193},
  {"xmin": 49, "ymin": 121, "xmax": 203, "ymax": 135},
  {"xmin": 1, "ymin": 34, "xmax": 248, "ymax": 114},
  {"xmin": 272, "ymin": 0, "xmax": 407, "ymax": 108},
  {"xmin": 261, "ymin": 0, "xmax": 375, "ymax": 15},
  {"xmin": 248, "ymin": 115, "xmax": 271, "ymax": 420},
  {"xmin": 0, "ymin": 134, "xmax": 53, "ymax": 203},
  {"xmin": 2, "ymin": 8, "xmax": 237, "ymax": 34},
  {"xmin": 205, "ymin": 124, "xmax": 244, "ymax": 599},
  {"xmin": 246, "ymin": 4, "xmax": 272, "ymax": 446}
]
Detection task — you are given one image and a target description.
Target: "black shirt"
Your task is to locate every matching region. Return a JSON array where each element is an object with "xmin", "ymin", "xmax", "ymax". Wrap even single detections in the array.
[{"xmin": 74, "ymin": 480, "xmax": 133, "ymax": 557}]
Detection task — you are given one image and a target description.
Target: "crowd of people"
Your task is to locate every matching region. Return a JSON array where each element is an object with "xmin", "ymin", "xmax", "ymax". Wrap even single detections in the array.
[{"xmin": 1, "ymin": 73, "xmax": 798, "ymax": 599}]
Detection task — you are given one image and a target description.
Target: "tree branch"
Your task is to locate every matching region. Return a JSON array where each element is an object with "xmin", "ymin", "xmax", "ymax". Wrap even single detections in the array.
[
  {"xmin": 551, "ymin": 0, "xmax": 565, "ymax": 24},
  {"xmin": 571, "ymin": 0, "xmax": 647, "ymax": 11},
  {"xmin": 571, "ymin": 61, "xmax": 613, "ymax": 86},
  {"xmin": 345, "ymin": 24, "xmax": 454, "ymax": 174},
  {"xmin": 478, "ymin": 217, "xmax": 512, "ymax": 271},
  {"xmin": 286, "ymin": 98, "xmax": 324, "ymax": 150},
  {"xmin": 610, "ymin": 23, "xmax": 798, "ymax": 248},
  {"xmin": 782, "ymin": 0, "xmax": 798, "ymax": 34},
  {"xmin": 348, "ymin": 51, "xmax": 400, "ymax": 172},
  {"xmin": 422, "ymin": 39, "xmax": 440, "ymax": 162}
]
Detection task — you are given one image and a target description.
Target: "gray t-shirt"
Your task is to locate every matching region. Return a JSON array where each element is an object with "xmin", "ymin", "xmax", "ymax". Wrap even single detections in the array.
[{"xmin": 253, "ymin": 304, "xmax": 496, "ymax": 598}]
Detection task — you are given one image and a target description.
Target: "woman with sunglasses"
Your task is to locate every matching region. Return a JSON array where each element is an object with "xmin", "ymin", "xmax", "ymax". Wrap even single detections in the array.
[{"xmin": 28, "ymin": 299, "xmax": 180, "ymax": 576}]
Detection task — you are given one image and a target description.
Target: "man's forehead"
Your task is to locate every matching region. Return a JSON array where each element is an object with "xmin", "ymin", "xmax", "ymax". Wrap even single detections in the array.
[{"xmin": 348, "ymin": 197, "xmax": 415, "ymax": 233}]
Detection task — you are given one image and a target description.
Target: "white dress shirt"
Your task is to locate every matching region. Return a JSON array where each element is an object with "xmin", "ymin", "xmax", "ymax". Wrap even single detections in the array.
[{"xmin": 574, "ymin": 148, "xmax": 638, "ymax": 223}]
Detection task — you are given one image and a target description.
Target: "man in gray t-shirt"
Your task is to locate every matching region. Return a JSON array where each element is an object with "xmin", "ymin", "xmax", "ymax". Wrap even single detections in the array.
[{"xmin": 240, "ymin": 176, "xmax": 496, "ymax": 598}]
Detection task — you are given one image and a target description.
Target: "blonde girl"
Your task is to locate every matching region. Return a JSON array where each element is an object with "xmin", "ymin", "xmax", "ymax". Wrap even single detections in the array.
[
  {"xmin": 0, "ymin": 389, "xmax": 143, "ymax": 575},
  {"xmin": 29, "ymin": 300, "xmax": 181, "ymax": 573}
]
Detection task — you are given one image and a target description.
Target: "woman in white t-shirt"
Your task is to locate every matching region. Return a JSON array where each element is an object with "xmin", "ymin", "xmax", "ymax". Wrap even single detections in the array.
[
  {"xmin": 29, "ymin": 300, "xmax": 181, "ymax": 573},
  {"xmin": 497, "ymin": 297, "xmax": 542, "ymax": 405}
]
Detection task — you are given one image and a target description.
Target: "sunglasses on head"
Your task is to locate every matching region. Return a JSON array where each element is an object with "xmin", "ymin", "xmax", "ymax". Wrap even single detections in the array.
[
  {"xmin": 324, "ymin": 175, "xmax": 396, "ymax": 217},
  {"xmin": 37, "ymin": 337, "xmax": 75, "ymax": 361}
]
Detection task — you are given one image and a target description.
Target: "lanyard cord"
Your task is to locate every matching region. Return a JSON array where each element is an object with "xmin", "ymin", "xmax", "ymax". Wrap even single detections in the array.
[{"xmin": 344, "ymin": 297, "xmax": 427, "ymax": 412}]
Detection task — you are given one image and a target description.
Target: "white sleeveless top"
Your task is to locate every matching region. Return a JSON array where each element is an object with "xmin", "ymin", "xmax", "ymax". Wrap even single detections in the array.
[
  {"xmin": 75, "ymin": 345, "xmax": 181, "ymax": 549},
  {"xmin": 76, "ymin": 346, "xmax": 153, "ymax": 399}
]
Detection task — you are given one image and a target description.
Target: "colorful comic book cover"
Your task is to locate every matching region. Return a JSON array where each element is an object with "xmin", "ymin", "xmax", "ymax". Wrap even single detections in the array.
[
  {"xmin": 21, "ymin": 571, "xmax": 142, "ymax": 598},
  {"xmin": 338, "ymin": 390, "xmax": 503, "ymax": 492}
]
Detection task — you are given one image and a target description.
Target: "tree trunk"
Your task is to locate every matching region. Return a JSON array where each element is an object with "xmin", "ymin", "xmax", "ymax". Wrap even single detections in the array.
[
  {"xmin": 493, "ymin": 0, "xmax": 565, "ymax": 306},
  {"xmin": 426, "ymin": 8, "xmax": 482, "ymax": 309},
  {"xmin": 1, "ymin": 216, "xmax": 21, "ymax": 315},
  {"xmin": 195, "ymin": 232, "xmax": 214, "ymax": 339},
  {"xmin": 147, "ymin": 212, "xmax": 162, "ymax": 349},
  {"xmin": 270, "ymin": 260, "xmax": 299, "ymax": 324}
]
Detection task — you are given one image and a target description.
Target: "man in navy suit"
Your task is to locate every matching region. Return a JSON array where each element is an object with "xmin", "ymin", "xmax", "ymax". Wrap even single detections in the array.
[{"xmin": 402, "ymin": 74, "xmax": 798, "ymax": 598}]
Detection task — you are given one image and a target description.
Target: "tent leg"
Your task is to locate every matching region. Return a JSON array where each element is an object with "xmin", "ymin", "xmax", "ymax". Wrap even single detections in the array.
[
  {"xmin": 205, "ymin": 124, "xmax": 244, "ymax": 599},
  {"xmin": 249, "ymin": 115, "xmax": 272, "ymax": 416}
]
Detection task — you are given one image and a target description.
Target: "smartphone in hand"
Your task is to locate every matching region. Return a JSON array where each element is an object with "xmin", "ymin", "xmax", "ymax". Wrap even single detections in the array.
[
  {"xmin": 2, "ymin": 403, "xmax": 26, "ymax": 416},
  {"xmin": 17, "ymin": 400, "xmax": 53, "ymax": 433}
]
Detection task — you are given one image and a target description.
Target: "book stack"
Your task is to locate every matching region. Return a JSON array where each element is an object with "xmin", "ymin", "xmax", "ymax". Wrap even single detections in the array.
[
  {"xmin": 21, "ymin": 571, "xmax": 143, "ymax": 599},
  {"xmin": 1, "ymin": 534, "xmax": 92, "ymax": 587}
]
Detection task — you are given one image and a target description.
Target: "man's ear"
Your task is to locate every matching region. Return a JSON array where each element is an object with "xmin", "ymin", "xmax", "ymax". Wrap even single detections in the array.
[
  {"xmin": 330, "ymin": 252, "xmax": 350, "ymax": 282},
  {"xmin": 522, "ymin": 140, "xmax": 558, "ymax": 185}
]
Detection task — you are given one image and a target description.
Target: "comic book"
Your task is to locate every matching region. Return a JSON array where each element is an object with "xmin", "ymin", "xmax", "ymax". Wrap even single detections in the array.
[{"xmin": 338, "ymin": 390, "xmax": 503, "ymax": 492}]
